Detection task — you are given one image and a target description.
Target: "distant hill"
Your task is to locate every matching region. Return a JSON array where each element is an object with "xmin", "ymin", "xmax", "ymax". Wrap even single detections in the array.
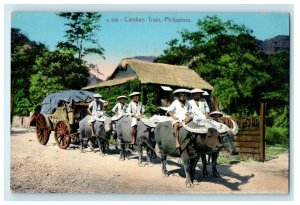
[
  {"xmin": 132, "ymin": 56, "xmax": 156, "ymax": 62},
  {"xmin": 257, "ymin": 35, "xmax": 290, "ymax": 54},
  {"xmin": 87, "ymin": 72, "xmax": 102, "ymax": 86}
]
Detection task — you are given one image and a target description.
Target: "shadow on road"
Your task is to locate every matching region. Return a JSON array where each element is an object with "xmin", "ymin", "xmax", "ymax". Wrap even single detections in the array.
[
  {"xmin": 11, "ymin": 129, "xmax": 34, "ymax": 135},
  {"xmin": 163, "ymin": 163, "xmax": 254, "ymax": 191},
  {"xmin": 197, "ymin": 164, "xmax": 255, "ymax": 190}
]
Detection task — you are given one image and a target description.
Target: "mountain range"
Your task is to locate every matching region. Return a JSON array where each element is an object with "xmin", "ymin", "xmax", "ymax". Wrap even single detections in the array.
[{"xmin": 256, "ymin": 35, "xmax": 290, "ymax": 54}]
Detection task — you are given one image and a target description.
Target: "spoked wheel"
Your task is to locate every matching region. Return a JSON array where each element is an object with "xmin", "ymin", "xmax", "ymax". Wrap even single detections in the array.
[
  {"xmin": 54, "ymin": 121, "xmax": 71, "ymax": 149},
  {"xmin": 36, "ymin": 114, "xmax": 50, "ymax": 145}
]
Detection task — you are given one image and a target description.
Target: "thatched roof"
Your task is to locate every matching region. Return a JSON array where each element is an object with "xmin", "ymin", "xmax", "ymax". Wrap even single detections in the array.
[
  {"xmin": 83, "ymin": 59, "xmax": 213, "ymax": 90},
  {"xmin": 83, "ymin": 76, "xmax": 137, "ymax": 90}
]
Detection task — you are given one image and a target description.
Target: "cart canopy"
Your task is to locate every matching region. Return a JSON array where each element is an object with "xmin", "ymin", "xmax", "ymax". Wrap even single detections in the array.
[{"xmin": 40, "ymin": 90, "xmax": 95, "ymax": 114}]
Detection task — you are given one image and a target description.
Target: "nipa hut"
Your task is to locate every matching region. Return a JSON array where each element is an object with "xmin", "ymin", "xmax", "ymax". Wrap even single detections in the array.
[
  {"xmin": 83, "ymin": 58, "xmax": 213, "ymax": 91},
  {"xmin": 83, "ymin": 58, "xmax": 214, "ymax": 114}
]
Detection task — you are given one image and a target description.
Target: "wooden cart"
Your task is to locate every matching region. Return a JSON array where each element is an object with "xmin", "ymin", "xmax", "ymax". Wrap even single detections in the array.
[{"xmin": 30, "ymin": 90, "xmax": 94, "ymax": 149}]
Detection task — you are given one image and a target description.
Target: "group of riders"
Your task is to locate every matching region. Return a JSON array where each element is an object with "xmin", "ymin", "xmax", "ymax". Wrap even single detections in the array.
[{"xmin": 87, "ymin": 88, "xmax": 228, "ymax": 149}]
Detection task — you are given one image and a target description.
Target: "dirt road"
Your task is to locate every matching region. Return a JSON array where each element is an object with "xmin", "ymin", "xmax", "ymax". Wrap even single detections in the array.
[{"xmin": 10, "ymin": 128, "xmax": 289, "ymax": 194}]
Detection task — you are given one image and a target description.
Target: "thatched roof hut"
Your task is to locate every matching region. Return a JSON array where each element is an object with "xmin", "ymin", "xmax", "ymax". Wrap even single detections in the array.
[{"xmin": 83, "ymin": 58, "xmax": 213, "ymax": 90}]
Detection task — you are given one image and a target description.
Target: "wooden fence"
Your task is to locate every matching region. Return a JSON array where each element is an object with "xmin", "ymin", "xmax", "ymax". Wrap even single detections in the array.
[{"xmin": 233, "ymin": 103, "xmax": 266, "ymax": 161}]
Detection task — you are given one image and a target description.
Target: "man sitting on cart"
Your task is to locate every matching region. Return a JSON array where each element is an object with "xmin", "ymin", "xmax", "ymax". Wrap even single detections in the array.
[{"xmin": 87, "ymin": 93, "xmax": 109, "ymax": 137}]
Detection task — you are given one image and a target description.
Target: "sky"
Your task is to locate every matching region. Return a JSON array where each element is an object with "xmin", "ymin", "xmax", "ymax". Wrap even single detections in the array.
[{"xmin": 11, "ymin": 12, "xmax": 290, "ymax": 79}]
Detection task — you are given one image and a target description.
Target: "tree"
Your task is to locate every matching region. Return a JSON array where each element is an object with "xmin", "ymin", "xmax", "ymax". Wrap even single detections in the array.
[
  {"xmin": 260, "ymin": 51, "xmax": 289, "ymax": 108},
  {"xmin": 11, "ymin": 28, "xmax": 46, "ymax": 116},
  {"xmin": 259, "ymin": 51, "xmax": 289, "ymax": 128},
  {"xmin": 57, "ymin": 12, "xmax": 104, "ymax": 60},
  {"xmin": 156, "ymin": 16, "xmax": 270, "ymax": 115},
  {"xmin": 29, "ymin": 48, "xmax": 89, "ymax": 108},
  {"xmin": 28, "ymin": 13, "xmax": 104, "ymax": 108}
]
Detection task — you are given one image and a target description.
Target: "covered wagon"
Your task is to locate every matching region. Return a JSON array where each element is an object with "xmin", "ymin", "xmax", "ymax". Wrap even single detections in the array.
[{"xmin": 30, "ymin": 90, "xmax": 94, "ymax": 149}]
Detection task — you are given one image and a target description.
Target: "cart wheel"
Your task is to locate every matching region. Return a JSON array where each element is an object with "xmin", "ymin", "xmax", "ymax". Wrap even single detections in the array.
[
  {"xmin": 55, "ymin": 121, "xmax": 71, "ymax": 149},
  {"xmin": 36, "ymin": 114, "xmax": 50, "ymax": 145}
]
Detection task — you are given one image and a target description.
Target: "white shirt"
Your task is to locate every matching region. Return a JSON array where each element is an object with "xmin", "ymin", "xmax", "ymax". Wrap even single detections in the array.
[
  {"xmin": 167, "ymin": 99, "xmax": 193, "ymax": 120},
  {"xmin": 89, "ymin": 99, "xmax": 107, "ymax": 115},
  {"xmin": 112, "ymin": 103, "xmax": 128, "ymax": 115},
  {"xmin": 126, "ymin": 101, "xmax": 145, "ymax": 116},
  {"xmin": 189, "ymin": 98, "xmax": 210, "ymax": 121}
]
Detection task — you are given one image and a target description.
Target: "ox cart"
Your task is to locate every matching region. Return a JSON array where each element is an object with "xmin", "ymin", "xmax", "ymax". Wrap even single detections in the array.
[{"xmin": 30, "ymin": 90, "xmax": 94, "ymax": 149}]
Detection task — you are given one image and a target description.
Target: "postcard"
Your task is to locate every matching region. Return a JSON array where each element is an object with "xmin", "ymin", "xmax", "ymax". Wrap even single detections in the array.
[{"xmin": 6, "ymin": 6, "xmax": 291, "ymax": 201}]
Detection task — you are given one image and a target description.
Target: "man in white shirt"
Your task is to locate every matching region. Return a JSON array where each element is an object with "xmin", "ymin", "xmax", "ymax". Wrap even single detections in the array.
[
  {"xmin": 126, "ymin": 92, "xmax": 145, "ymax": 144},
  {"xmin": 87, "ymin": 93, "xmax": 108, "ymax": 136},
  {"xmin": 112, "ymin": 96, "xmax": 128, "ymax": 116},
  {"xmin": 189, "ymin": 88, "xmax": 210, "ymax": 125},
  {"xmin": 190, "ymin": 90, "xmax": 228, "ymax": 132},
  {"xmin": 167, "ymin": 89, "xmax": 193, "ymax": 149}
]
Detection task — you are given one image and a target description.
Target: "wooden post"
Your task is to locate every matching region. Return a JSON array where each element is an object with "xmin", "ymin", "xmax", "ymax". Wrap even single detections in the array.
[{"xmin": 259, "ymin": 103, "xmax": 266, "ymax": 162}]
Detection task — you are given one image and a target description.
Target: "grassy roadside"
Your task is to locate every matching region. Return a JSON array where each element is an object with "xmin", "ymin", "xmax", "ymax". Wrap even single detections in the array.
[{"xmin": 217, "ymin": 145, "xmax": 288, "ymax": 165}]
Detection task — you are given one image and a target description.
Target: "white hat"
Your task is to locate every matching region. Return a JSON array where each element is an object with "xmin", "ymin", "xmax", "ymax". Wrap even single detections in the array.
[
  {"xmin": 93, "ymin": 93, "xmax": 102, "ymax": 98},
  {"xmin": 203, "ymin": 91, "xmax": 209, "ymax": 96},
  {"xmin": 209, "ymin": 111, "xmax": 224, "ymax": 117},
  {"xmin": 129, "ymin": 92, "xmax": 141, "ymax": 97},
  {"xmin": 173, "ymin": 89, "xmax": 190, "ymax": 95},
  {"xmin": 117, "ymin": 95, "xmax": 128, "ymax": 100},
  {"xmin": 190, "ymin": 88, "xmax": 205, "ymax": 94}
]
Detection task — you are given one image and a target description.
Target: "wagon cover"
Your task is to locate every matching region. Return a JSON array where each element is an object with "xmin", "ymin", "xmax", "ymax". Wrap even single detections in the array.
[{"xmin": 40, "ymin": 90, "xmax": 94, "ymax": 114}]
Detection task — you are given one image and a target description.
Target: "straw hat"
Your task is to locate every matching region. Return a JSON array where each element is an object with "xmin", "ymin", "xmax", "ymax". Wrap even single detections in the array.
[
  {"xmin": 209, "ymin": 111, "xmax": 224, "ymax": 117},
  {"xmin": 129, "ymin": 92, "xmax": 141, "ymax": 97},
  {"xmin": 117, "ymin": 95, "xmax": 128, "ymax": 100},
  {"xmin": 173, "ymin": 89, "xmax": 190, "ymax": 95},
  {"xmin": 93, "ymin": 93, "xmax": 102, "ymax": 98},
  {"xmin": 203, "ymin": 91, "xmax": 209, "ymax": 96},
  {"xmin": 190, "ymin": 88, "xmax": 205, "ymax": 94}
]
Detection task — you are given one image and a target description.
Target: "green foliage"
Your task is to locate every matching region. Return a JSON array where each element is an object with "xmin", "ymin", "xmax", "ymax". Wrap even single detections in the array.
[
  {"xmin": 155, "ymin": 39, "xmax": 191, "ymax": 65},
  {"xmin": 12, "ymin": 91, "xmax": 31, "ymax": 116},
  {"xmin": 11, "ymin": 28, "xmax": 46, "ymax": 116},
  {"xmin": 29, "ymin": 72, "xmax": 65, "ymax": 110},
  {"xmin": 95, "ymin": 80, "xmax": 141, "ymax": 116},
  {"xmin": 57, "ymin": 12, "xmax": 104, "ymax": 60},
  {"xmin": 268, "ymin": 106, "xmax": 289, "ymax": 128},
  {"xmin": 29, "ymin": 49, "xmax": 89, "ymax": 109},
  {"xmin": 155, "ymin": 15, "xmax": 289, "ymax": 123},
  {"xmin": 56, "ymin": 42, "xmax": 77, "ymax": 55},
  {"xmin": 156, "ymin": 16, "xmax": 270, "ymax": 115},
  {"xmin": 141, "ymin": 85, "xmax": 159, "ymax": 117},
  {"xmin": 95, "ymin": 80, "xmax": 159, "ymax": 117},
  {"xmin": 261, "ymin": 51, "xmax": 289, "ymax": 108},
  {"xmin": 12, "ymin": 12, "xmax": 105, "ymax": 117},
  {"xmin": 266, "ymin": 126, "xmax": 289, "ymax": 147}
]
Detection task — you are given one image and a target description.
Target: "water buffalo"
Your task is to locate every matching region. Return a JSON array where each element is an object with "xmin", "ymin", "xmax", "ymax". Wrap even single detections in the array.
[
  {"xmin": 154, "ymin": 121, "xmax": 223, "ymax": 187},
  {"xmin": 201, "ymin": 119, "xmax": 239, "ymax": 178},
  {"xmin": 201, "ymin": 130, "xmax": 239, "ymax": 178},
  {"xmin": 79, "ymin": 115, "xmax": 112, "ymax": 156},
  {"xmin": 115, "ymin": 116, "xmax": 156, "ymax": 165}
]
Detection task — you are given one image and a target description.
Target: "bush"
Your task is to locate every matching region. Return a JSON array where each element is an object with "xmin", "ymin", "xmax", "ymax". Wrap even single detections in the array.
[
  {"xmin": 268, "ymin": 106, "xmax": 289, "ymax": 128},
  {"xmin": 266, "ymin": 126, "xmax": 288, "ymax": 147}
]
